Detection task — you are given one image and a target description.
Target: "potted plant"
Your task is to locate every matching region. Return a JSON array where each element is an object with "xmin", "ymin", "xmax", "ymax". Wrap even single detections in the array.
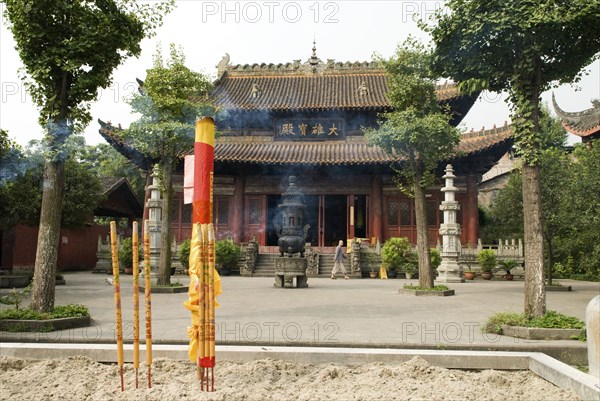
[
  {"xmin": 463, "ymin": 263, "xmax": 476, "ymax": 280},
  {"xmin": 499, "ymin": 259, "xmax": 518, "ymax": 280},
  {"xmin": 363, "ymin": 252, "xmax": 380, "ymax": 278},
  {"xmin": 477, "ymin": 249, "xmax": 497, "ymax": 280},
  {"xmin": 178, "ymin": 239, "xmax": 191, "ymax": 273},
  {"xmin": 404, "ymin": 261, "xmax": 417, "ymax": 279},
  {"xmin": 215, "ymin": 239, "xmax": 240, "ymax": 276},
  {"xmin": 382, "ymin": 237, "xmax": 417, "ymax": 280},
  {"xmin": 119, "ymin": 237, "xmax": 134, "ymax": 274},
  {"xmin": 384, "ymin": 263, "xmax": 398, "ymax": 279}
]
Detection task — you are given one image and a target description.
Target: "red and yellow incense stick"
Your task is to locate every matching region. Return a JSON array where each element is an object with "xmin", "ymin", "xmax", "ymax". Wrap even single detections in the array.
[
  {"xmin": 132, "ymin": 221, "xmax": 140, "ymax": 388},
  {"xmin": 143, "ymin": 220, "xmax": 153, "ymax": 388},
  {"xmin": 109, "ymin": 221, "xmax": 124, "ymax": 392},
  {"xmin": 183, "ymin": 117, "xmax": 220, "ymax": 391}
]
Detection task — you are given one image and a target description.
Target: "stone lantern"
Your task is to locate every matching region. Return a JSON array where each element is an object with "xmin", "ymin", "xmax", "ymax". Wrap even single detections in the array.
[{"xmin": 437, "ymin": 164, "xmax": 464, "ymax": 283}]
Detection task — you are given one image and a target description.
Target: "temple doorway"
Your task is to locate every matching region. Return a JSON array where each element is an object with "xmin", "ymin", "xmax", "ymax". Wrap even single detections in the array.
[{"xmin": 323, "ymin": 195, "xmax": 347, "ymax": 246}]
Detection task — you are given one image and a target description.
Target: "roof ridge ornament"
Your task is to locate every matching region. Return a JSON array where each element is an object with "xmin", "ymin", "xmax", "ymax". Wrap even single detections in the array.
[
  {"xmin": 357, "ymin": 81, "xmax": 369, "ymax": 97},
  {"xmin": 217, "ymin": 53, "xmax": 230, "ymax": 80},
  {"xmin": 250, "ymin": 83, "xmax": 261, "ymax": 99}
]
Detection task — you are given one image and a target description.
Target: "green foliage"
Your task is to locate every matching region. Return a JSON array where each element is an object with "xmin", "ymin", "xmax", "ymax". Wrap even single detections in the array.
[
  {"xmin": 476, "ymin": 250, "xmax": 497, "ymax": 272},
  {"xmin": 483, "ymin": 141, "xmax": 600, "ymax": 278},
  {"xmin": 81, "ymin": 143, "xmax": 145, "ymax": 201},
  {"xmin": 381, "ymin": 237, "xmax": 417, "ymax": 272},
  {"xmin": 482, "ymin": 312, "xmax": 528, "ymax": 334},
  {"xmin": 426, "ymin": 0, "xmax": 600, "ymax": 166},
  {"xmin": 499, "ymin": 259, "xmax": 518, "ymax": 274},
  {"xmin": 178, "ymin": 239, "xmax": 191, "ymax": 269},
  {"xmin": 0, "ymin": 284, "xmax": 31, "ymax": 310},
  {"xmin": 362, "ymin": 251, "xmax": 382, "ymax": 272},
  {"xmin": 124, "ymin": 44, "xmax": 214, "ymax": 164},
  {"xmin": 429, "ymin": 248, "xmax": 441, "ymax": 270},
  {"xmin": 365, "ymin": 40, "xmax": 461, "ymax": 193},
  {"xmin": 403, "ymin": 284, "xmax": 449, "ymax": 291},
  {"xmin": 119, "ymin": 237, "xmax": 133, "ymax": 269},
  {"xmin": 0, "ymin": 148, "xmax": 104, "ymax": 229},
  {"xmin": 0, "ymin": 304, "xmax": 89, "ymax": 320},
  {"xmin": 2, "ymin": 0, "xmax": 173, "ymax": 137},
  {"xmin": 215, "ymin": 239, "xmax": 240, "ymax": 270},
  {"xmin": 482, "ymin": 310, "xmax": 585, "ymax": 334},
  {"xmin": 62, "ymin": 158, "xmax": 105, "ymax": 228}
]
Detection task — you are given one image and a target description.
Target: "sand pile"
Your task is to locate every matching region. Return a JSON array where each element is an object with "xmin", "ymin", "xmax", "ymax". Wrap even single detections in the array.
[{"xmin": 0, "ymin": 355, "xmax": 580, "ymax": 400}]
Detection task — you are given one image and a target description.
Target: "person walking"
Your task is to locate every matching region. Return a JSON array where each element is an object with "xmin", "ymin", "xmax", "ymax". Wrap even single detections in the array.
[{"xmin": 332, "ymin": 240, "xmax": 349, "ymax": 280}]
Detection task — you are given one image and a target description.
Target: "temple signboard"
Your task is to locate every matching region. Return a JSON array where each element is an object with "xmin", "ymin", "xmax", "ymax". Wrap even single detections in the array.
[{"xmin": 274, "ymin": 118, "xmax": 345, "ymax": 140}]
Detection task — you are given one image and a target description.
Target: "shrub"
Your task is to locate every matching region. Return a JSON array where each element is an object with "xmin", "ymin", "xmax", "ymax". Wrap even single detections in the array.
[
  {"xmin": 477, "ymin": 249, "xmax": 497, "ymax": 272},
  {"xmin": 430, "ymin": 248, "xmax": 442, "ymax": 270},
  {"xmin": 179, "ymin": 239, "xmax": 191, "ymax": 269},
  {"xmin": 215, "ymin": 239, "xmax": 240, "ymax": 270},
  {"xmin": 0, "ymin": 304, "xmax": 89, "ymax": 320},
  {"xmin": 482, "ymin": 310, "xmax": 584, "ymax": 334},
  {"xmin": 382, "ymin": 237, "xmax": 417, "ymax": 272},
  {"xmin": 119, "ymin": 237, "xmax": 133, "ymax": 269}
]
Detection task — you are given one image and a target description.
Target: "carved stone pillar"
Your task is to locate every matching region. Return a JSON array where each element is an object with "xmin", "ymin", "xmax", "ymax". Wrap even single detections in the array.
[
  {"xmin": 145, "ymin": 165, "xmax": 162, "ymax": 281},
  {"xmin": 437, "ymin": 164, "xmax": 464, "ymax": 283}
]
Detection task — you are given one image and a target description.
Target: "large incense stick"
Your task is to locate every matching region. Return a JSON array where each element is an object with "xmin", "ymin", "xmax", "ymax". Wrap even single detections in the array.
[
  {"xmin": 109, "ymin": 221, "xmax": 124, "ymax": 392},
  {"xmin": 143, "ymin": 220, "xmax": 153, "ymax": 388},
  {"xmin": 132, "ymin": 221, "xmax": 140, "ymax": 388}
]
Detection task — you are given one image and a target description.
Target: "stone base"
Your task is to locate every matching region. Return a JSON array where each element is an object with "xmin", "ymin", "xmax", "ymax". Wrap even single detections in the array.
[
  {"xmin": 139, "ymin": 285, "xmax": 187, "ymax": 294},
  {"xmin": 502, "ymin": 325, "xmax": 584, "ymax": 340},
  {"xmin": 274, "ymin": 257, "xmax": 308, "ymax": 288},
  {"xmin": 0, "ymin": 275, "xmax": 30, "ymax": 288},
  {"xmin": 436, "ymin": 276, "xmax": 465, "ymax": 283},
  {"xmin": 399, "ymin": 289, "xmax": 455, "ymax": 296},
  {"xmin": 545, "ymin": 285, "xmax": 572, "ymax": 292},
  {"xmin": 274, "ymin": 274, "xmax": 308, "ymax": 288}
]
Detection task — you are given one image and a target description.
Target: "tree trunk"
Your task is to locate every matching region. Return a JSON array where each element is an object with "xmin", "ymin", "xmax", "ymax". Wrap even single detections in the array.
[
  {"xmin": 414, "ymin": 178, "xmax": 433, "ymax": 288},
  {"xmin": 30, "ymin": 160, "xmax": 65, "ymax": 312},
  {"xmin": 157, "ymin": 159, "xmax": 173, "ymax": 285},
  {"xmin": 522, "ymin": 164, "xmax": 546, "ymax": 317}
]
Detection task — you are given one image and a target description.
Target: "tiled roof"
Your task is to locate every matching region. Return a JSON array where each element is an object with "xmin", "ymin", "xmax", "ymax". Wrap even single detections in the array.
[
  {"xmin": 552, "ymin": 93, "xmax": 600, "ymax": 138},
  {"xmin": 212, "ymin": 57, "xmax": 460, "ymax": 111},
  {"xmin": 214, "ymin": 124, "xmax": 513, "ymax": 166}
]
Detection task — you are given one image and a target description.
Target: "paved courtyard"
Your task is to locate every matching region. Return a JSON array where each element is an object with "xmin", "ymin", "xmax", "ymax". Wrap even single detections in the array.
[{"xmin": 1, "ymin": 272, "xmax": 596, "ymax": 357}]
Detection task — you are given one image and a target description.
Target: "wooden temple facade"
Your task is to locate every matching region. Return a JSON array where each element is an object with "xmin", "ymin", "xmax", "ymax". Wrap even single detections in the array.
[{"xmin": 100, "ymin": 46, "xmax": 514, "ymax": 250}]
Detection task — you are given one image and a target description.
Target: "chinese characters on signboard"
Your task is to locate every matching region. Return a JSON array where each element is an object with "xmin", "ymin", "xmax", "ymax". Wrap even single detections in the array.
[{"xmin": 275, "ymin": 119, "xmax": 344, "ymax": 140}]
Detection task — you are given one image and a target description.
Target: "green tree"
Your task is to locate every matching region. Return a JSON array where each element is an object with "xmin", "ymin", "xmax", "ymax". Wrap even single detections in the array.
[
  {"xmin": 2, "ymin": 0, "xmax": 173, "ymax": 312},
  {"xmin": 82, "ymin": 143, "xmax": 145, "ymax": 201},
  {"xmin": 364, "ymin": 41, "xmax": 461, "ymax": 288},
  {"xmin": 564, "ymin": 143, "xmax": 600, "ymax": 278},
  {"xmin": 427, "ymin": 0, "xmax": 600, "ymax": 316},
  {"xmin": 123, "ymin": 45, "xmax": 213, "ymax": 285}
]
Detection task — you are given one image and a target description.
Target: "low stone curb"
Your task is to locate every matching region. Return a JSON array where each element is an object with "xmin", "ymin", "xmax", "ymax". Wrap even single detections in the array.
[
  {"xmin": 545, "ymin": 285, "xmax": 572, "ymax": 292},
  {"xmin": 399, "ymin": 289, "xmax": 455, "ymax": 296},
  {"xmin": 502, "ymin": 325, "xmax": 584, "ymax": 340},
  {"xmin": 0, "ymin": 275, "xmax": 30, "ymax": 288},
  {"xmin": 139, "ymin": 285, "xmax": 187, "ymax": 294},
  {"xmin": 0, "ymin": 316, "xmax": 91, "ymax": 332},
  {"xmin": 1, "ymin": 344, "xmax": 597, "ymax": 401}
]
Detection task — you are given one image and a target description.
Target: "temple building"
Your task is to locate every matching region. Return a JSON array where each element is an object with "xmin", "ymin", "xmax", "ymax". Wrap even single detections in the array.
[
  {"xmin": 553, "ymin": 93, "xmax": 600, "ymax": 144},
  {"xmin": 99, "ymin": 45, "xmax": 514, "ymax": 251}
]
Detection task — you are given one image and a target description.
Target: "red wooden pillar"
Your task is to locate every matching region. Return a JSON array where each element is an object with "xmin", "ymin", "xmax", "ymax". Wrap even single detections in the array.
[
  {"xmin": 466, "ymin": 173, "xmax": 479, "ymax": 245},
  {"xmin": 370, "ymin": 175, "xmax": 383, "ymax": 242},
  {"xmin": 232, "ymin": 175, "xmax": 245, "ymax": 243}
]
